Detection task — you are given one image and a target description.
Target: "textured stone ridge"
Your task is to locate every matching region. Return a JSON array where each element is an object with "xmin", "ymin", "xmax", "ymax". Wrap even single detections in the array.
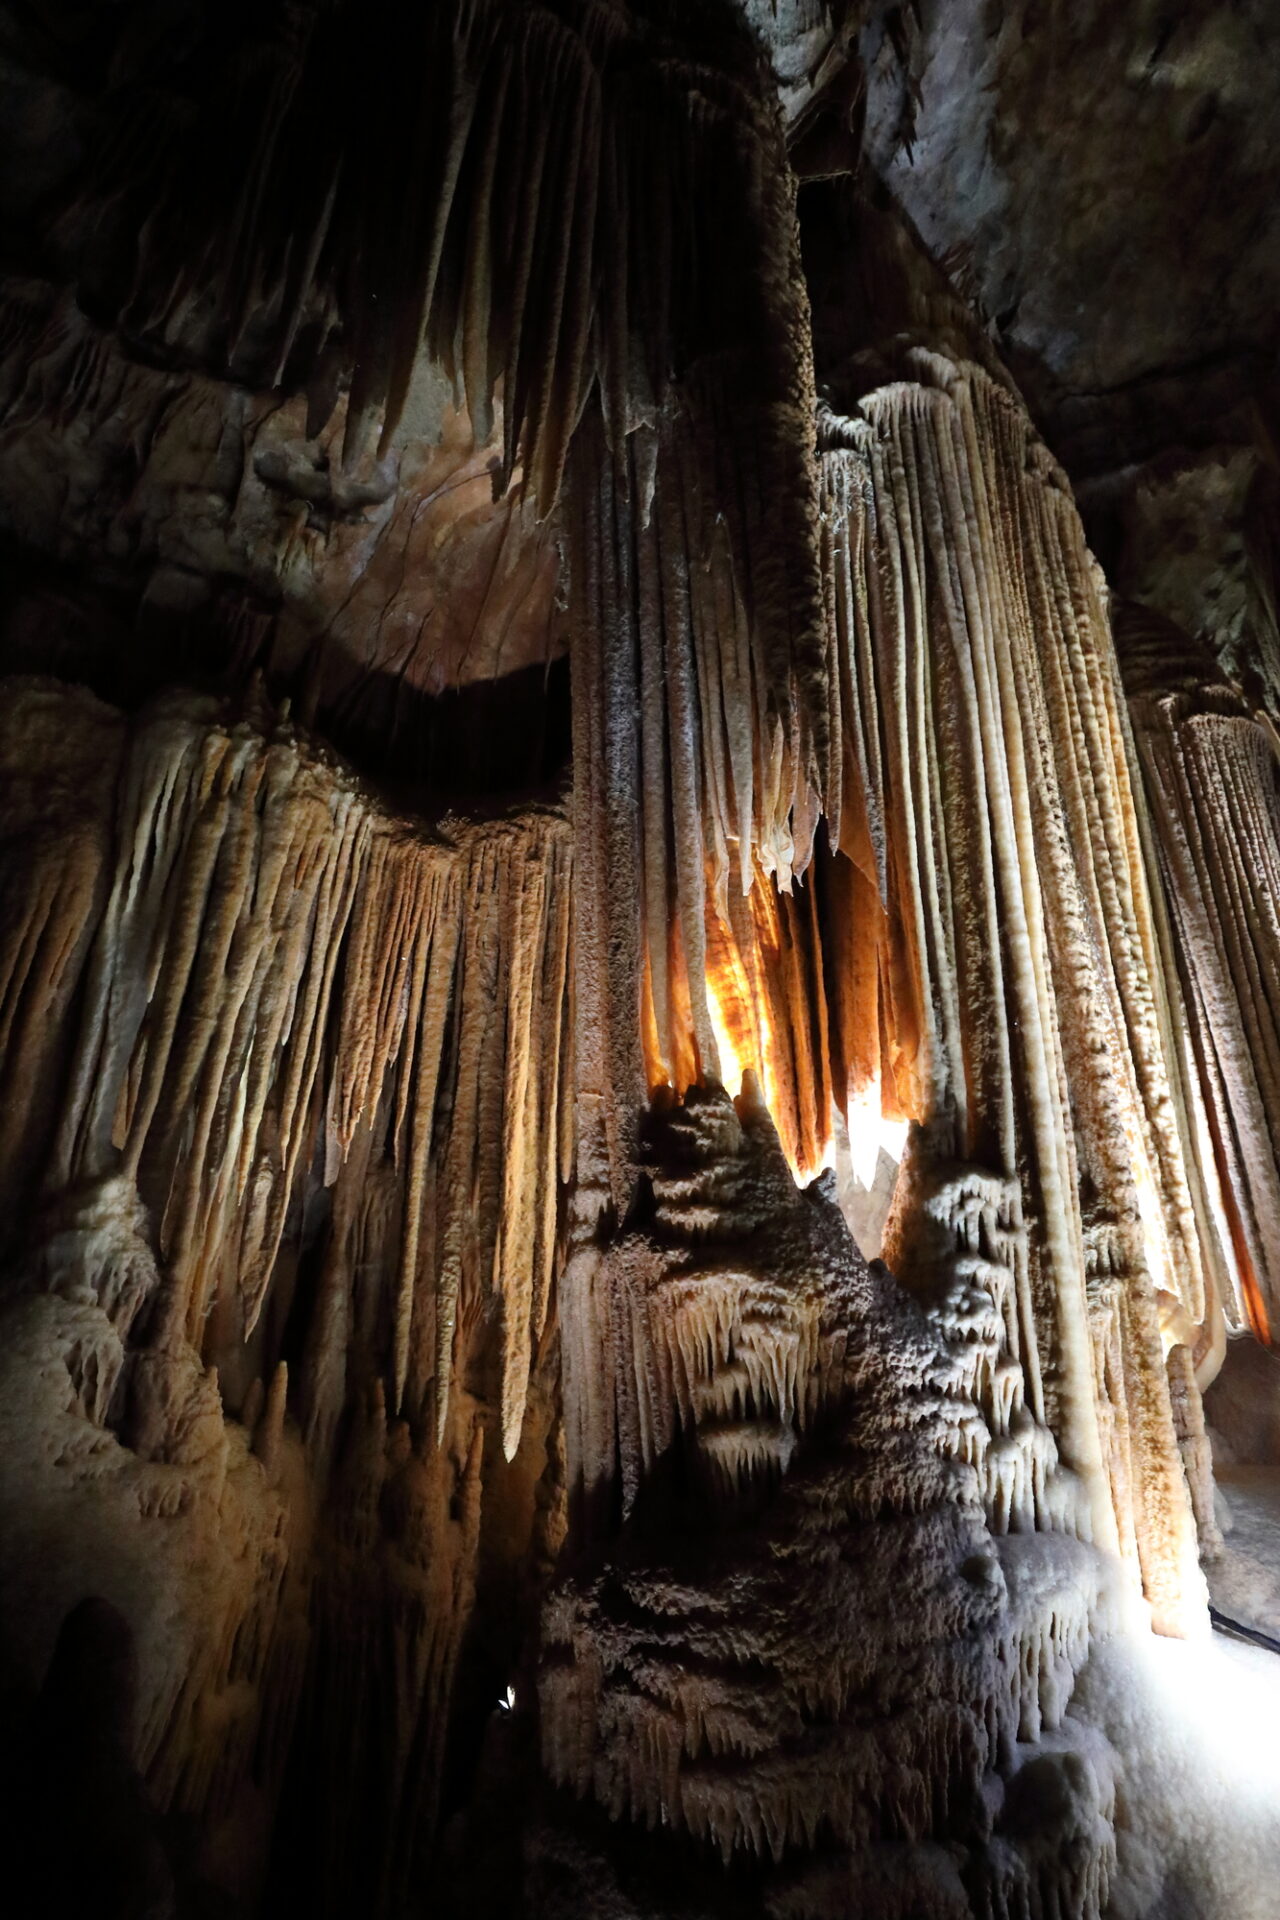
[{"xmin": 535, "ymin": 1083, "xmax": 1114, "ymax": 1919}]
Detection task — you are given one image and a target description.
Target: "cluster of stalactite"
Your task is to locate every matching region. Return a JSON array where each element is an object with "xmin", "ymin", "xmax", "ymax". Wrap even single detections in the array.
[
  {"xmin": 807, "ymin": 351, "xmax": 1215, "ymax": 1635},
  {"xmin": 59, "ymin": 0, "xmax": 825, "ymax": 757},
  {"xmin": 71, "ymin": 2, "xmax": 790, "ymax": 477},
  {"xmin": 36, "ymin": 0, "xmax": 834, "ymax": 1213},
  {"xmin": 1118, "ymin": 597, "xmax": 1280, "ymax": 1345},
  {"xmin": 566, "ymin": 396, "xmax": 827, "ymax": 1214},
  {"xmin": 567, "ymin": 399, "xmax": 833, "ymax": 1189},
  {"xmin": 0, "ymin": 676, "xmax": 572, "ymax": 1912},
  {"xmin": 0, "ymin": 677, "xmax": 572, "ymax": 1452},
  {"xmin": 537, "ymin": 1084, "xmax": 1117, "ymax": 1920},
  {"xmin": 5, "ymin": 9, "xmax": 1277, "ymax": 1912},
  {"xmin": 568, "ymin": 349, "xmax": 1218, "ymax": 1635}
]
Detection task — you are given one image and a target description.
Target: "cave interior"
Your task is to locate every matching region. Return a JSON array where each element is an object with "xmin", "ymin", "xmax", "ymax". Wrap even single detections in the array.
[{"xmin": 2, "ymin": 3, "xmax": 1280, "ymax": 1916}]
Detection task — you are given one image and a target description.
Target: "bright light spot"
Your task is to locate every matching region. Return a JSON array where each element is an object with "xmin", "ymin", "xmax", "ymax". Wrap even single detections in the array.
[
  {"xmin": 703, "ymin": 970, "xmax": 829, "ymax": 1179},
  {"xmin": 498, "ymin": 1684, "xmax": 515, "ymax": 1712},
  {"xmin": 1080, "ymin": 1621, "xmax": 1280, "ymax": 1918},
  {"xmin": 705, "ymin": 973, "xmax": 747, "ymax": 1096},
  {"xmin": 1133, "ymin": 1626, "xmax": 1280, "ymax": 1807},
  {"xmin": 846, "ymin": 1074, "xmax": 908, "ymax": 1191},
  {"xmin": 754, "ymin": 1002, "xmax": 786, "ymax": 1147},
  {"xmin": 703, "ymin": 967, "xmax": 908, "ymax": 1193}
]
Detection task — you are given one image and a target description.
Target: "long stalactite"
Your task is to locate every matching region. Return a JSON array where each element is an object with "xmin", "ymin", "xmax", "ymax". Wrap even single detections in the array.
[
  {"xmin": 0, "ymin": 677, "xmax": 573, "ymax": 1914},
  {"xmin": 0, "ymin": 680, "xmax": 574, "ymax": 1453},
  {"xmin": 1118, "ymin": 598, "xmax": 1280, "ymax": 1345},
  {"xmin": 813, "ymin": 353, "xmax": 1211, "ymax": 1633},
  {"xmin": 60, "ymin": 0, "xmax": 829, "ymax": 835},
  {"xmin": 566, "ymin": 348, "xmax": 1215, "ymax": 1624}
]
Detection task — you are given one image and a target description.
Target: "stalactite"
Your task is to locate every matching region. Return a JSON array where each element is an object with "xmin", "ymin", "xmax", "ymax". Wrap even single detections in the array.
[
  {"xmin": 568, "ymin": 405, "xmax": 827, "ymax": 1174},
  {"xmin": 1118, "ymin": 598, "xmax": 1280, "ymax": 1345},
  {"xmin": 563, "ymin": 375, "xmax": 837, "ymax": 1502},
  {"xmin": 67, "ymin": 0, "xmax": 820, "ymax": 657},
  {"xmin": 697, "ymin": 853, "xmax": 834, "ymax": 1179},
  {"xmin": 563, "ymin": 348, "xmax": 1214, "ymax": 1636},
  {"xmin": 813, "ymin": 355, "xmax": 1208, "ymax": 1633},
  {"xmin": 20, "ymin": 5, "xmax": 837, "ymax": 1563},
  {"xmin": 535, "ymin": 320, "xmax": 1247, "ymax": 1917},
  {"xmin": 5, "ymin": 13, "xmax": 1273, "ymax": 1915},
  {"xmin": 0, "ymin": 680, "xmax": 124, "ymax": 1228},
  {"xmin": 34, "ymin": 2, "xmax": 832, "ymax": 1144},
  {"xmin": 0, "ymin": 680, "xmax": 573, "ymax": 1456},
  {"xmin": 0, "ymin": 677, "xmax": 574, "ymax": 1912}
]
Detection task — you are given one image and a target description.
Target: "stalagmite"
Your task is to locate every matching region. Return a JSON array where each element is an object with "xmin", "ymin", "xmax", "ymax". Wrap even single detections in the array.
[{"xmin": 537, "ymin": 1084, "xmax": 1116, "ymax": 1920}]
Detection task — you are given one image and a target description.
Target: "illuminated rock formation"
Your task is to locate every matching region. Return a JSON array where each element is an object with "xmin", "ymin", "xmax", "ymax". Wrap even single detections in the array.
[
  {"xmin": 0, "ymin": 679, "xmax": 571, "ymax": 1911},
  {"xmin": 812, "ymin": 356, "xmax": 1213, "ymax": 1635},
  {"xmin": 1119, "ymin": 600, "xmax": 1280, "ymax": 1346}
]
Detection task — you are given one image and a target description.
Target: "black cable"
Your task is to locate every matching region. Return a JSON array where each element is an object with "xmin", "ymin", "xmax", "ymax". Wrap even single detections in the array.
[{"xmin": 1209, "ymin": 1605, "xmax": 1280, "ymax": 1657}]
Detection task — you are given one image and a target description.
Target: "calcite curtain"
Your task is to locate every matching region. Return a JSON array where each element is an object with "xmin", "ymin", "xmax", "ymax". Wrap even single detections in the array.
[
  {"xmin": 0, "ymin": 680, "xmax": 572, "ymax": 1909},
  {"xmin": 1120, "ymin": 599, "xmax": 1280, "ymax": 1345},
  {"xmin": 0, "ymin": 681, "xmax": 573, "ymax": 1453},
  {"xmin": 813, "ymin": 355, "xmax": 1211, "ymax": 1632},
  {"xmin": 561, "ymin": 346, "xmax": 1214, "ymax": 1633}
]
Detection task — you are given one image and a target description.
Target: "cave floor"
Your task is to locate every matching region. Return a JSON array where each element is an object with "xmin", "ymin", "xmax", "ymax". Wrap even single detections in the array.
[{"xmin": 1209, "ymin": 1466, "xmax": 1280, "ymax": 1643}]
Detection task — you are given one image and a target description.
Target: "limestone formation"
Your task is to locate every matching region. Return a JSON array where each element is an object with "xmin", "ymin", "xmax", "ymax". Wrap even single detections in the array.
[{"xmin": 1, "ymin": 4, "xmax": 1279, "ymax": 1918}]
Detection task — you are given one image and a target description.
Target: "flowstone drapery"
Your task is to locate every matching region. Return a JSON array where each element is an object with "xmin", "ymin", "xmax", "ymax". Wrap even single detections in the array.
[
  {"xmin": 537, "ymin": 1083, "xmax": 1116, "ymax": 1920},
  {"xmin": 563, "ymin": 350, "xmax": 1213, "ymax": 1623},
  {"xmin": 538, "ymin": 344, "xmax": 1232, "ymax": 1914},
  {"xmin": 0, "ymin": 679, "xmax": 572, "ymax": 1912},
  {"xmin": 0, "ymin": 679, "xmax": 572, "ymax": 1449},
  {"xmin": 1119, "ymin": 599, "xmax": 1280, "ymax": 1345},
  {"xmin": 810, "ymin": 355, "xmax": 1213, "ymax": 1634}
]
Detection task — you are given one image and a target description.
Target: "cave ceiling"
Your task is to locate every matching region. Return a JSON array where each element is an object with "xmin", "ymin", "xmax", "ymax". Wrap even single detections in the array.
[
  {"xmin": 4, "ymin": 0, "xmax": 1278, "ymax": 740},
  {"xmin": 752, "ymin": 0, "xmax": 1280, "ymax": 477}
]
